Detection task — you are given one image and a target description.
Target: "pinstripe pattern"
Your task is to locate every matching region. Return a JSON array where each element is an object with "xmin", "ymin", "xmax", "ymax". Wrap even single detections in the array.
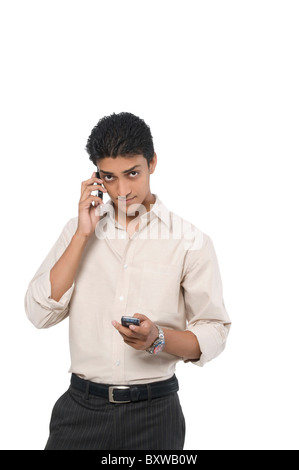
[{"xmin": 45, "ymin": 386, "xmax": 185, "ymax": 450}]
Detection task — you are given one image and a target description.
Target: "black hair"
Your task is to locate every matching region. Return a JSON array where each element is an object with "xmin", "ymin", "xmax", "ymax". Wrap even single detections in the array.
[{"xmin": 85, "ymin": 112, "xmax": 155, "ymax": 167}]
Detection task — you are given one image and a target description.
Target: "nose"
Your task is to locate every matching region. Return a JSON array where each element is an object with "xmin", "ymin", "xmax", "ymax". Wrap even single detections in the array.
[{"xmin": 117, "ymin": 182, "xmax": 132, "ymax": 199}]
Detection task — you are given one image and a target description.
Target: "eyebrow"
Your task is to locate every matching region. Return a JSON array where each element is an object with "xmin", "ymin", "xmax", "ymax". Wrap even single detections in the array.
[{"xmin": 99, "ymin": 164, "xmax": 142, "ymax": 175}]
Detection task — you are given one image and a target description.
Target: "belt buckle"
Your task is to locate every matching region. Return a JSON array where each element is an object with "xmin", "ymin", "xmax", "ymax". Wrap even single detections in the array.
[{"xmin": 108, "ymin": 385, "xmax": 131, "ymax": 403}]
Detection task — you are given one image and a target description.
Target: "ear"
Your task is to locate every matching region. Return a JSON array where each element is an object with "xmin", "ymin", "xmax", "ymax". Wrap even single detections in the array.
[{"xmin": 149, "ymin": 153, "xmax": 157, "ymax": 174}]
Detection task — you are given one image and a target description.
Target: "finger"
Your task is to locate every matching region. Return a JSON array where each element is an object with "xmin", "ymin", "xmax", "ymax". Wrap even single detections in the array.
[
  {"xmin": 112, "ymin": 321, "xmax": 140, "ymax": 339},
  {"xmin": 79, "ymin": 194, "xmax": 104, "ymax": 205},
  {"xmin": 129, "ymin": 314, "xmax": 152, "ymax": 336},
  {"xmin": 119, "ymin": 332, "xmax": 134, "ymax": 342},
  {"xmin": 81, "ymin": 183, "xmax": 108, "ymax": 200},
  {"xmin": 81, "ymin": 176, "xmax": 107, "ymax": 196},
  {"xmin": 133, "ymin": 313, "xmax": 150, "ymax": 323},
  {"xmin": 82, "ymin": 176, "xmax": 104, "ymax": 187},
  {"xmin": 123, "ymin": 339, "xmax": 141, "ymax": 348},
  {"xmin": 128, "ymin": 323, "xmax": 147, "ymax": 337},
  {"xmin": 82, "ymin": 185, "xmax": 107, "ymax": 202},
  {"xmin": 79, "ymin": 195, "xmax": 104, "ymax": 210},
  {"xmin": 95, "ymin": 203, "xmax": 104, "ymax": 216}
]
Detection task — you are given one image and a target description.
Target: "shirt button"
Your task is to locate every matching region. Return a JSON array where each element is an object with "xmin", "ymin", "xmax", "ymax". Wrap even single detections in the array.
[
  {"xmin": 119, "ymin": 295, "xmax": 124, "ymax": 301},
  {"xmin": 124, "ymin": 264, "xmax": 128, "ymax": 269}
]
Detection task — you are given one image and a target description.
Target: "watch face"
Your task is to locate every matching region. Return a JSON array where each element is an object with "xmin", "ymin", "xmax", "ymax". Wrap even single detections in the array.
[{"xmin": 153, "ymin": 342, "xmax": 165, "ymax": 355}]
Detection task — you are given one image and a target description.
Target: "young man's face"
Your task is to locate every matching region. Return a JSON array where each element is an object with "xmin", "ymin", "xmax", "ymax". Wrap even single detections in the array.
[{"xmin": 97, "ymin": 153, "xmax": 157, "ymax": 217}]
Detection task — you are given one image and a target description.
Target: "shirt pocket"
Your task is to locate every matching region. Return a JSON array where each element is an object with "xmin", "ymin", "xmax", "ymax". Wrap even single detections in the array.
[{"xmin": 138, "ymin": 261, "xmax": 182, "ymax": 316}]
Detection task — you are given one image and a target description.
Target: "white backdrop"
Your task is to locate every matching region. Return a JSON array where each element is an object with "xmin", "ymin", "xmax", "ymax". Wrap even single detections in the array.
[{"xmin": 0, "ymin": 0, "xmax": 298, "ymax": 450}]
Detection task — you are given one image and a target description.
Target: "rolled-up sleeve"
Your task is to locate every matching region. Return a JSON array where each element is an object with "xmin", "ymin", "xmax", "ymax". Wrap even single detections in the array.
[
  {"xmin": 182, "ymin": 234, "xmax": 231, "ymax": 367},
  {"xmin": 24, "ymin": 217, "xmax": 78, "ymax": 329}
]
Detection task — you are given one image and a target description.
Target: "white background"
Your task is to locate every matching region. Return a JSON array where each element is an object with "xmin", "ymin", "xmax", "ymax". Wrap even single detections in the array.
[{"xmin": 0, "ymin": 0, "xmax": 298, "ymax": 450}]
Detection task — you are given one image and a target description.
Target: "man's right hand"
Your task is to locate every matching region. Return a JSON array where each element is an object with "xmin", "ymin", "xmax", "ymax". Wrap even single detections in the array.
[{"xmin": 76, "ymin": 172, "xmax": 108, "ymax": 238}]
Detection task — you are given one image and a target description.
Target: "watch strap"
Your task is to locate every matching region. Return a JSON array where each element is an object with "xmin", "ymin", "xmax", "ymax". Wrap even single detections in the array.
[{"xmin": 146, "ymin": 325, "xmax": 165, "ymax": 355}]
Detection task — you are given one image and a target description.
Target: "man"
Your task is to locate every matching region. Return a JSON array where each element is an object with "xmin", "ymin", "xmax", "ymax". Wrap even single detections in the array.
[{"xmin": 25, "ymin": 112, "xmax": 231, "ymax": 450}]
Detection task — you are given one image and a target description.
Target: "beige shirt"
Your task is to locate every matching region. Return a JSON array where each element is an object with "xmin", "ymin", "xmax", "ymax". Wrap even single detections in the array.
[{"xmin": 24, "ymin": 194, "xmax": 231, "ymax": 385}]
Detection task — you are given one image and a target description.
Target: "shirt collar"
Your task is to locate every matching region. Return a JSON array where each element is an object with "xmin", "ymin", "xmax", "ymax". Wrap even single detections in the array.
[{"xmin": 100, "ymin": 194, "xmax": 171, "ymax": 229}]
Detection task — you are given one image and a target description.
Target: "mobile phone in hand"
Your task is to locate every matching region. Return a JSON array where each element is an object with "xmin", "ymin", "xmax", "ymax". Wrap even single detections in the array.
[
  {"xmin": 121, "ymin": 316, "xmax": 141, "ymax": 328},
  {"xmin": 96, "ymin": 170, "xmax": 104, "ymax": 199}
]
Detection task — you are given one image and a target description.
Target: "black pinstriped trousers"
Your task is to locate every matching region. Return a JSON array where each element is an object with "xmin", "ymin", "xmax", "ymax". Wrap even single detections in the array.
[{"xmin": 45, "ymin": 383, "xmax": 186, "ymax": 450}]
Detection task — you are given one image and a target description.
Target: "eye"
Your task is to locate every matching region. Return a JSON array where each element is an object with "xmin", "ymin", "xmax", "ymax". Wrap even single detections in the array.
[
  {"xmin": 103, "ymin": 171, "xmax": 139, "ymax": 182},
  {"xmin": 103, "ymin": 175, "xmax": 113, "ymax": 181}
]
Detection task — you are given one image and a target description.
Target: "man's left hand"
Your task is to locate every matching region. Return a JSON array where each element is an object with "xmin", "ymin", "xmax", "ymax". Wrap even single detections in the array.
[{"xmin": 112, "ymin": 313, "xmax": 158, "ymax": 351}]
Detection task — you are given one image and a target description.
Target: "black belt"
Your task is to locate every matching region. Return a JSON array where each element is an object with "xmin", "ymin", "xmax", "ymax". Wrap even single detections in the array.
[{"xmin": 71, "ymin": 373, "xmax": 179, "ymax": 404}]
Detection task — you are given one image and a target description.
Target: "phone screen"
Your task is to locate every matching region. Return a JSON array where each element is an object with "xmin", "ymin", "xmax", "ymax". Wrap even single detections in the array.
[{"xmin": 121, "ymin": 316, "xmax": 141, "ymax": 328}]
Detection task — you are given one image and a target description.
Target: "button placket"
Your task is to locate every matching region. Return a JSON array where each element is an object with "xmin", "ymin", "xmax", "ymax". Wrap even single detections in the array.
[{"xmin": 111, "ymin": 237, "xmax": 137, "ymax": 383}]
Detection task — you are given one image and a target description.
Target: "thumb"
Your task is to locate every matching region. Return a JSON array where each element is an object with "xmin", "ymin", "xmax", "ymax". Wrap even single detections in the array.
[
  {"xmin": 94, "ymin": 204, "xmax": 103, "ymax": 217},
  {"xmin": 133, "ymin": 313, "xmax": 149, "ymax": 323}
]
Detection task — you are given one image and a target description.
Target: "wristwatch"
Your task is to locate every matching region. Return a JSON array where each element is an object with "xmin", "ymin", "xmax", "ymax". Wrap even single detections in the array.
[{"xmin": 146, "ymin": 325, "xmax": 165, "ymax": 355}]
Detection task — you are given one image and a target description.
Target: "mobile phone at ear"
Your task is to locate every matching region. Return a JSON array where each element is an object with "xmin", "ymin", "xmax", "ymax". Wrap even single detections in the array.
[
  {"xmin": 96, "ymin": 170, "xmax": 104, "ymax": 199},
  {"xmin": 121, "ymin": 316, "xmax": 141, "ymax": 328}
]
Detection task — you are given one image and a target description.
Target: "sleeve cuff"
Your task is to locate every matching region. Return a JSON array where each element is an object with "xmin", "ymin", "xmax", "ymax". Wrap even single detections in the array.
[
  {"xmin": 38, "ymin": 270, "xmax": 75, "ymax": 309},
  {"xmin": 184, "ymin": 322, "xmax": 229, "ymax": 367}
]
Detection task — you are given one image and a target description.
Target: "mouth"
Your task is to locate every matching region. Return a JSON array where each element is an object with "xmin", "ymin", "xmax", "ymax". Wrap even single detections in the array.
[{"xmin": 125, "ymin": 197, "xmax": 136, "ymax": 203}]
